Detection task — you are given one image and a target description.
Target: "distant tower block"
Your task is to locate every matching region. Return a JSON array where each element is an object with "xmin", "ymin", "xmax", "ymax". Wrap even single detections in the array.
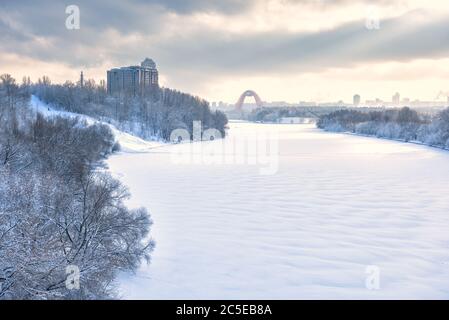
[
  {"xmin": 80, "ymin": 71, "xmax": 84, "ymax": 87},
  {"xmin": 392, "ymin": 92, "xmax": 400, "ymax": 105},
  {"xmin": 353, "ymin": 94, "xmax": 361, "ymax": 106}
]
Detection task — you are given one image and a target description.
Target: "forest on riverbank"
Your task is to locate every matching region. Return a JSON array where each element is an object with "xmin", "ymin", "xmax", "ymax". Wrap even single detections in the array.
[
  {"xmin": 317, "ymin": 107, "xmax": 449, "ymax": 149},
  {"xmin": 32, "ymin": 77, "xmax": 228, "ymax": 141}
]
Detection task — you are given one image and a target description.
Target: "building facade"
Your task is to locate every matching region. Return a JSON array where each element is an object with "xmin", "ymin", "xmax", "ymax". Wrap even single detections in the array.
[
  {"xmin": 392, "ymin": 92, "xmax": 400, "ymax": 105},
  {"xmin": 353, "ymin": 94, "xmax": 361, "ymax": 106},
  {"xmin": 107, "ymin": 58, "xmax": 159, "ymax": 96}
]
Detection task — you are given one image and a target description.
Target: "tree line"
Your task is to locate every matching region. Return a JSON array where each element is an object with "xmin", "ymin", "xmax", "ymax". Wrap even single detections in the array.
[
  {"xmin": 32, "ymin": 77, "xmax": 228, "ymax": 141},
  {"xmin": 0, "ymin": 74, "xmax": 153, "ymax": 299},
  {"xmin": 247, "ymin": 106, "xmax": 345, "ymax": 122},
  {"xmin": 317, "ymin": 106, "xmax": 449, "ymax": 148}
]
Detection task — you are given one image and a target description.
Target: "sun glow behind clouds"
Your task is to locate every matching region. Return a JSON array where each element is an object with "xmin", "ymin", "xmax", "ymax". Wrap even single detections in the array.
[
  {"xmin": 201, "ymin": 57, "xmax": 449, "ymax": 103},
  {"xmin": 185, "ymin": 0, "xmax": 446, "ymax": 34},
  {"xmin": 1, "ymin": 0, "xmax": 449, "ymax": 103}
]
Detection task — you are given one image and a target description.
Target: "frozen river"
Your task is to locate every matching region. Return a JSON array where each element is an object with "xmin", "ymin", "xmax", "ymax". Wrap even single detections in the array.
[{"xmin": 108, "ymin": 121, "xmax": 449, "ymax": 299}]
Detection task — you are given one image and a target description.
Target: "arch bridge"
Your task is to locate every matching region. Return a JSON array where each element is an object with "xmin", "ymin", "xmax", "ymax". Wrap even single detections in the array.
[{"xmin": 235, "ymin": 90, "xmax": 263, "ymax": 111}]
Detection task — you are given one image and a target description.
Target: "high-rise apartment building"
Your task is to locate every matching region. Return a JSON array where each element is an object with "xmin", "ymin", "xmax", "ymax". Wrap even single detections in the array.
[{"xmin": 107, "ymin": 58, "xmax": 159, "ymax": 96}]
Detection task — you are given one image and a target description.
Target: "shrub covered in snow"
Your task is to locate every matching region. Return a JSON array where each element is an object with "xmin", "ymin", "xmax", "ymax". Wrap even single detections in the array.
[{"xmin": 0, "ymin": 75, "xmax": 154, "ymax": 299}]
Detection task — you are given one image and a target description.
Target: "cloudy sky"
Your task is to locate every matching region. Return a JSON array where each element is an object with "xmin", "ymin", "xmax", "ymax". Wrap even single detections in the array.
[{"xmin": 1, "ymin": 0, "xmax": 449, "ymax": 103}]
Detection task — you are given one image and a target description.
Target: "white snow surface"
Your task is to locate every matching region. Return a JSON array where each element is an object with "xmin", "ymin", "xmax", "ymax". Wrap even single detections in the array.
[
  {"xmin": 105, "ymin": 121, "xmax": 449, "ymax": 299},
  {"xmin": 28, "ymin": 97, "xmax": 449, "ymax": 299}
]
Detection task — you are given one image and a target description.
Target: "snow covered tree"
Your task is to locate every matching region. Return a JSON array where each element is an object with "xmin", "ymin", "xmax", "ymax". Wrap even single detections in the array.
[{"xmin": 0, "ymin": 76, "xmax": 154, "ymax": 299}]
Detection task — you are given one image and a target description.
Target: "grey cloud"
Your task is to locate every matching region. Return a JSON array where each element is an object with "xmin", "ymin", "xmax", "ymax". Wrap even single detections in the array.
[
  {"xmin": 0, "ymin": 0, "xmax": 168, "ymax": 38},
  {"xmin": 153, "ymin": 11, "xmax": 449, "ymax": 76},
  {"xmin": 0, "ymin": 0, "xmax": 399, "ymax": 38},
  {"xmin": 140, "ymin": 0, "xmax": 254, "ymax": 14},
  {"xmin": 1, "ymin": 1, "xmax": 448, "ymax": 88}
]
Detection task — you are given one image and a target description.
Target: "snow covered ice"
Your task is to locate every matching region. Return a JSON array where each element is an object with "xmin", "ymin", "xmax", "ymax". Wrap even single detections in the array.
[{"xmin": 107, "ymin": 121, "xmax": 449, "ymax": 299}]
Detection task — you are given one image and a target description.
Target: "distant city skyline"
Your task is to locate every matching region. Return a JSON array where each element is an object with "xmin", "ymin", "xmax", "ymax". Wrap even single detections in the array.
[
  {"xmin": 211, "ymin": 91, "xmax": 449, "ymax": 108},
  {"xmin": 1, "ymin": 1, "xmax": 449, "ymax": 103}
]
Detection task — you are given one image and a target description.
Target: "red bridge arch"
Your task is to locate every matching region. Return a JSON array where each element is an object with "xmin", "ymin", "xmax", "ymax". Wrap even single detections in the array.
[{"xmin": 235, "ymin": 90, "xmax": 263, "ymax": 110}]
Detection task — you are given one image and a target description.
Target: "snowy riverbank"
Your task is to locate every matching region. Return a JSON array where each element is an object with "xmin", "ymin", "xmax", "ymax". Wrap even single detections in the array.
[{"xmin": 30, "ymin": 95, "xmax": 165, "ymax": 153}]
